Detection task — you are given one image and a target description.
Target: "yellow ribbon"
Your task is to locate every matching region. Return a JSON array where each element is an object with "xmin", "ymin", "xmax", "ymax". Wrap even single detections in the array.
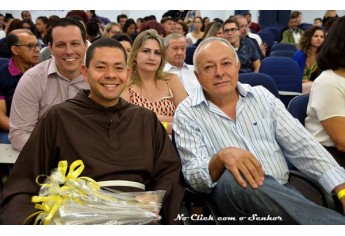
[{"xmin": 27, "ymin": 160, "xmax": 99, "ymax": 225}]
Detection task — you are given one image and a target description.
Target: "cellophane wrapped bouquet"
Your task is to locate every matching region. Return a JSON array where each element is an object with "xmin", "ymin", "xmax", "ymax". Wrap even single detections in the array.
[{"xmin": 28, "ymin": 160, "xmax": 165, "ymax": 225}]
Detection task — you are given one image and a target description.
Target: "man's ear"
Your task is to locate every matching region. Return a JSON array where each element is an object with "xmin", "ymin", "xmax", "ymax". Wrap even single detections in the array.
[
  {"xmin": 80, "ymin": 64, "xmax": 88, "ymax": 82},
  {"xmin": 194, "ymin": 70, "xmax": 200, "ymax": 81},
  {"xmin": 125, "ymin": 67, "xmax": 132, "ymax": 82},
  {"xmin": 236, "ymin": 60, "xmax": 241, "ymax": 72},
  {"xmin": 48, "ymin": 42, "xmax": 53, "ymax": 56},
  {"xmin": 11, "ymin": 45, "xmax": 19, "ymax": 56}
]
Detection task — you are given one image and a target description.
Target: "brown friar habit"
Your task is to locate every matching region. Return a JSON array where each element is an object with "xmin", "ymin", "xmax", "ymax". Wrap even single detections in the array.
[{"xmin": 0, "ymin": 90, "xmax": 184, "ymax": 225}]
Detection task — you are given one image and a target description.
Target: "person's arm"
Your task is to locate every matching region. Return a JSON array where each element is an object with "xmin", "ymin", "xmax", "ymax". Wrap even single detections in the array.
[
  {"xmin": 9, "ymin": 73, "xmax": 41, "ymax": 151},
  {"xmin": 269, "ymin": 85, "xmax": 345, "ymax": 193},
  {"xmin": 174, "ymin": 102, "xmax": 264, "ymax": 193},
  {"xmin": 321, "ymin": 117, "xmax": 345, "ymax": 153},
  {"xmin": 252, "ymin": 59, "xmax": 261, "ymax": 73},
  {"xmin": 281, "ymin": 30, "xmax": 289, "ymax": 43},
  {"xmin": 149, "ymin": 113, "xmax": 184, "ymax": 224},
  {"xmin": 311, "ymin": 74, "xmax": 345, "ymax": 153},
  {"xmin": 164, "ymin": 74, "xmax": 188, "ymax": 134},
  {"xmin": 0, "ymin": 100, "xmax": 9, "ymax": 131},
  {"xmin": 168, "ymin": 74, "xmax": 188, "ymax": 107},
  {"xmin": 0, "ymin": 108, "xmax": 59, "ymax": 224}
]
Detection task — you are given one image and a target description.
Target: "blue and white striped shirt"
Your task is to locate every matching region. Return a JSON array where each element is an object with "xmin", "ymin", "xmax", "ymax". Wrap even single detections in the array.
[{"xmin": 173, "ymin": 83, "xmax": 345, "ymax": 193}]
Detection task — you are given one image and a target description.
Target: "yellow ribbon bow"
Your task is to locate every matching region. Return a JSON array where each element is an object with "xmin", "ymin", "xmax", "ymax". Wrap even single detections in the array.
[{"xmin": 26, "ymin": 160, "xmax": 99, "ymax": 225}]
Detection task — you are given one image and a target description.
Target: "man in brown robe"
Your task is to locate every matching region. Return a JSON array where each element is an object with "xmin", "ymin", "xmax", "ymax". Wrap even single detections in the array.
[{"xmin": 0, "ymin": 38, "xmax": 184, "ymax": 225}]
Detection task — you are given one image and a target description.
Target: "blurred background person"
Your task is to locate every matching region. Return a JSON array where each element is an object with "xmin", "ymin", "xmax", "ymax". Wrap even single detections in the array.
[
  {"xmin": 102, "ymin": 22, "xmax": 122, "ymax": 38},
  {"xmin": 0, "ymin": 29, "xmax": 39, "ymax": 143},
  {"xmin": 185, "ymin": 16, "xmax": 204, "ymax": 45},
  {"xmin": 20, "ymin": 11, "xmax": 31, "ymax": 21},
  {"xmin": 35, "ymin": 16, "xmax": 48, "ymax": 47},
  {"xmin": 293, "ymin": 26, "xmax": 325, "ymax": 94},
  {"xmin": 112, "ymin": 32, "xmax": 133, "ymax": 58}
]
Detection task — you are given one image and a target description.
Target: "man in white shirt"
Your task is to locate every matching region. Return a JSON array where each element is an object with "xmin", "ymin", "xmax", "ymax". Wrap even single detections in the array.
[
  {"xmin": 173, "ymin": 37, "xmax": 345, "ymax": 224},
  {"xmin": 164, "ymin": 33, "xmax": 200, "ymax": 95}
]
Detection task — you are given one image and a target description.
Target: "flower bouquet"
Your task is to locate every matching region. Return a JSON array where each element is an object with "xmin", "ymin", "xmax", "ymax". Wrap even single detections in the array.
[{"xmin": 28, "ymin": 160, "xmax": 165, "ymax": 225}]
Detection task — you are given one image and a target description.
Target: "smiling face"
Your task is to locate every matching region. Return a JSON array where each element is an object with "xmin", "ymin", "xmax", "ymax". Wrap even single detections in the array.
[
  {"xmin": 81, "ymin": 47, "xmax": 131, "ymax": 107},
  {"xmin": 195, "ymin": 40, "xmax": 240, "ymax": 103},
  {"xmin": 49, "ymin": 25, "xmax": 87, "ymax": 80},
  {"xmin": 136, "ymin": 39, "xmax": 162, "ymax": 73}
]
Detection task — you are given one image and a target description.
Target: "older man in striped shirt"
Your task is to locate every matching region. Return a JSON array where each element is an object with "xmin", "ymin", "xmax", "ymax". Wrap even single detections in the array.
[{"xmin": 173, "ymin": 37, "xmax": 345, "ymax": 224}]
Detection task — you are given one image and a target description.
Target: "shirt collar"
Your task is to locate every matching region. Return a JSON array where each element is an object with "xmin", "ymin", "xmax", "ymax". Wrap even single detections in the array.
[
  {"xmin": 190, "ymin": 82, "xmax": 254, "ymax": 107},
  {"xmin": 8, "ymin": 58, "xmax": 22, "ymax": 76},
  {"xmin": 165, "ymin": 62, "xmax": 190, "ymax": 70}
]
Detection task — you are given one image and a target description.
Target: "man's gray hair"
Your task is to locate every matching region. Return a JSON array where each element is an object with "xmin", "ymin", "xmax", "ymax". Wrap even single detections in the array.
[
  {"xmin": 193, "ymin": 37, "xmax": 239, "ymax": 72},
  {"xmin": 164, "ymin": 33, "xmax": 186, "ymax": 48}
]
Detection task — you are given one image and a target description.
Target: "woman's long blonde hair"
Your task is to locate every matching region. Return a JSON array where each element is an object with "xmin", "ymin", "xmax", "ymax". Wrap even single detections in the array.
[{"xmin": 128, "ymin": 29, "xmax": 168, "ymax": 87}]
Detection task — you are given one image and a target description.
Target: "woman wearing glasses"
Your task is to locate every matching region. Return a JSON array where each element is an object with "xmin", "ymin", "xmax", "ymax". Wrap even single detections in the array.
[{"xmin": 102, "ymin": 22, "xmax": 122, "ymax": 38}]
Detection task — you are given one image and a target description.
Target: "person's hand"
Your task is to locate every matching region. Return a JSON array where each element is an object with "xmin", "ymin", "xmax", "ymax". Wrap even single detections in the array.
[
  {"xmin": 260, "ymin": 43, "xmax": 267, "ymax": 56},
  {"xmin": 219, "ymin": 147, "xmax": 265, "ymax": 189}
]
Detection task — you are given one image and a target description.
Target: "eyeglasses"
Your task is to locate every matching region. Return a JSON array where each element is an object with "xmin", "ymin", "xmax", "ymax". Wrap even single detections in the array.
[
  {"xmin": 109, "ymin": 30, "xmax": 121, "ymax": 34},
  {"xmin": 15, "ymin": 43, "xmax": 40, "ymax": 50},
  {"xmin": 224, "ymin": 28, "xmax": 238, "ymax": 34}
]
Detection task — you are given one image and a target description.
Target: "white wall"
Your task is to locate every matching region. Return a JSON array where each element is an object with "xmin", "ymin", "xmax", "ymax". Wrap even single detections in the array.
[{"xmin": 1, "ymin": 10, "xmax": 344, "ymax": 24}]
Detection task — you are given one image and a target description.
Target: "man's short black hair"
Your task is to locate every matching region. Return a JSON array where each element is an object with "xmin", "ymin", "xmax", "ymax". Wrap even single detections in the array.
[{"xmin": 85, "ymin": 38, "xmax": 127, "ymax": 68}]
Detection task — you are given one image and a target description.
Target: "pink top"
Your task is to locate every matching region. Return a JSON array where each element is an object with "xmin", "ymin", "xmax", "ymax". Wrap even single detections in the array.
[{"xmin": 129, "ymin": 85, "xmax": 175, "ymax": 116}]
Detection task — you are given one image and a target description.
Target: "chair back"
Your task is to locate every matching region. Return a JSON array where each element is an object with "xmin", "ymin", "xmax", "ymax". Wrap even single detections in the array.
[
  {"xmin": 185, "ymin": 46, "xmax": 197, "ymax": 65},
  {"xmin": 269, "ymin": 50, "xmax": 296, "ymax": 58},
  {"xmin": 271, "ymin": 43, "xmax": 297, "ymax": 52},
  {"xmin": 287, "ymin": 94, "xmax": 309, "ymax": 126},
  {"xmin": 0, "ymin": 57, "xmax": 10, "ymax": 67},
  {"xmin": 299, "ymin": 23, "xmax": 313, "ymax": 31},
  {"xmin": 259, "ymin": 57, "xmax": 302, "ymax": 92},
  {"xmin": 238, "ymin": 72, "xmax": 280, "ymax": 98},
  {"xmin": 257, "ymin": 30, "xmax": 275, "ymax": 53},
  {"xmin": 264, "ymin": 27, "xmax": 284, "ymax": 43}
]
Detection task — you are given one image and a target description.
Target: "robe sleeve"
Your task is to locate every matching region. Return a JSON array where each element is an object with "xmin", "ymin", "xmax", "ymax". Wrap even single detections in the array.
[
  {"xmin": 0, "ymin": 108, "xmax": 60, "ymax": 224},
  {"xmin": 148, "ymin": 115, "xmax": 185, "ymax": 225}
]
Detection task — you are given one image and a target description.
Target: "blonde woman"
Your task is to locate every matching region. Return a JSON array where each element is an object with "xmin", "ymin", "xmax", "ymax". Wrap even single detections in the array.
[
  {"xmin": 121, "ymin": 29, "xmax": 187, "ymax": 134},
  {"xmin": 102, "ymin": 22, "xmax": 122, "ymax": 38}
]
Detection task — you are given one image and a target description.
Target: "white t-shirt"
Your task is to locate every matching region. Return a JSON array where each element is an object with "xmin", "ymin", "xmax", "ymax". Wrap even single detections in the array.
[
  {"xmin": 0, "ymin": 30, "xmax": 5, "ymax": 40},
  {"xmin": 164, "ymin": 62, "xmax": 200, "ymax": 95},
  {"xmin": 305, "ymin": 69, "xmax": 345, "ymax": 146}
]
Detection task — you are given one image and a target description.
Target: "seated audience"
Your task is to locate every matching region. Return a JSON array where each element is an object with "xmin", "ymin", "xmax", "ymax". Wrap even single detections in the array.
[{"xmin": 0, "ymin": 38, "xmax": 184, "ymax": 224}]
